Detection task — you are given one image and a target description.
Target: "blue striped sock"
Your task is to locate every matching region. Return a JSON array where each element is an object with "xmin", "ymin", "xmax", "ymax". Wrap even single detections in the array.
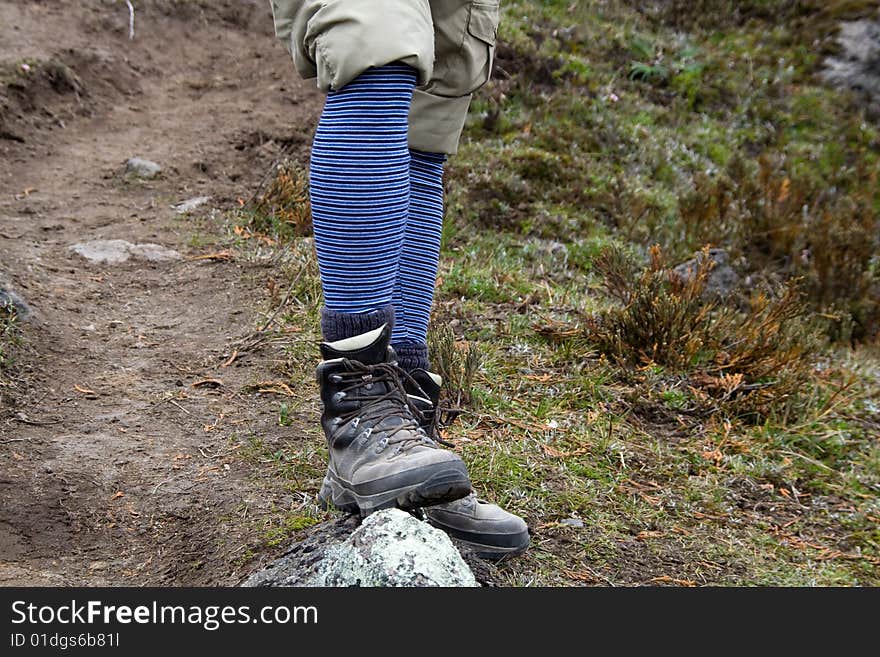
[
  {"xmin": 391, "ymin": 149, "xmax": 447, "ymax": 371},
  {"xmin": 310, "ymin": 64, "xmax": 417, "ymax": 319}
]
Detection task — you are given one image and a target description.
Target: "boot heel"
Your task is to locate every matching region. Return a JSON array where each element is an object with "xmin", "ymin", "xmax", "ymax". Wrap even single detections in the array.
[{"xmin": 317, "ymin": 473, "xmax": 359, "ymax": 514}]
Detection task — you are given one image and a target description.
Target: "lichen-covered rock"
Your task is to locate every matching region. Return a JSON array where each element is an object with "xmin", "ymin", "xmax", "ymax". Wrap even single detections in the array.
[
  {"xmin": 311, "ymin": 510, "xmax": 478, "ymax": 587},
  {"xmin": 673, "ymin": 248, "xmax": 740, "ymax": 300},
  {"xmin": 242, "ymin": 510, "xmax": 478, "ymax": 588}
]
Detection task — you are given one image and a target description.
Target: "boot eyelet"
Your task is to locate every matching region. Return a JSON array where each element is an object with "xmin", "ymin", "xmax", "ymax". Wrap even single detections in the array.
[
  {"xmin": 332, "ymin": 391, "xmax": 346, "ymax": 403},
  {"xmin": 330, "ymin": 375, "xmax": 342, "ymax": 383},
  {"xmin": 350, "ymin": 417, "xmax": 360, "ymax": 429}
]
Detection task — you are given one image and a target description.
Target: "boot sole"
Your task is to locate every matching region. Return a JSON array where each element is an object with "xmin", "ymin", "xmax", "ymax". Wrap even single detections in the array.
[
  {"xmin": 428, "ymin": 526, "xmax": 530, "ymax": 561},
  {"xmin": 318, "ymin": 463, "xmax": 471, "ymax": 517}
]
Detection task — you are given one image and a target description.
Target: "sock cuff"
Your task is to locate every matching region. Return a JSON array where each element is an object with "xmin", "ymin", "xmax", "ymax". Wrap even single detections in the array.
[
  {"xmin": 391, "ymin": 341, "xmax": 430, "ymax": 372},
  {"xmin": 321, "ymin": 305, "xmax": 395, "ymax": 343}
]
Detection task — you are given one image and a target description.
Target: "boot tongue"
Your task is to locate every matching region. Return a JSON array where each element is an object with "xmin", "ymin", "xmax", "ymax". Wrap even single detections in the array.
[
  {"xmin": 320, "ymin": 323, "xmax": 391, "ymax": 365},
  {"xmin": 408, "ymin": 369, "xmax": 442, "ymax": 407}
]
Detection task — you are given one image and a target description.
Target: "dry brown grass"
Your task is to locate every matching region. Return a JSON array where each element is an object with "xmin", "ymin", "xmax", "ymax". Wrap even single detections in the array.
[
  {"xmin": 428, "ymin": 324, "xmax": 483, "ymax": 409},
  {"xmin": 584, "ymin": 244, "xmax": 820, "ymax": 419},
  {"xmin": 246, "ymin": 159, "xmax": 312, "ymax": 240}
]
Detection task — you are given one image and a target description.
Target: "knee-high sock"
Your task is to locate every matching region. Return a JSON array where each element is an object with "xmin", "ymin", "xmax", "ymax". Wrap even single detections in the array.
[
  {"xmin": 310, "ymin": 64, "xmax": 416, "ymax": 341},
  {"xmin": 391, "ymin": 149, "xmax": 446, "ymax": 371}
]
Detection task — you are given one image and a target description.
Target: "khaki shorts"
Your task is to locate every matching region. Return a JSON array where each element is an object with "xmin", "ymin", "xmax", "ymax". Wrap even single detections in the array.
[{"xmin": 269, "ymin": 0, "xmax": 501, "ymax": 154}]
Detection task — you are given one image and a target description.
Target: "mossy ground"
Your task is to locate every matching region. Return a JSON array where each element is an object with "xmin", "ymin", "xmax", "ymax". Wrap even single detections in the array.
[{"xmin": 229, "ymin": 1, "xmax": 880, "ymax": 585}]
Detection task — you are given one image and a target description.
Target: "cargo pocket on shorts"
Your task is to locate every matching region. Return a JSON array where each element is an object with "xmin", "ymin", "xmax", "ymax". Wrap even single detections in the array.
[
  {"xmin": 462, "ymin": 1, "xmax": 499, "ymax": 93},
  {"xmin": 428, "ymin": 0, "xmax": 499, "ymax": 97}
]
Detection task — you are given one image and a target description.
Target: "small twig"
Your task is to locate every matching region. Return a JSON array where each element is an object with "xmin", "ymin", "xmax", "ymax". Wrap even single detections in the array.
[
  {"xmin": 248, "ymin": 380, "xmax": 296, "ymax": 397},
  {"xmin": 779, "ymin": 450, "xmax": 835, "ymax": 473},
  {"xmin": 167, "ymin": 399, "xmax": 192, "ymax": 415},
  {"xmin": 1, "ymin": 438, "xmax": 31, "ymax": 444},
  {"xmin": 256, "ymin": 266, "xmax": 305, "ymax": 334},
  {"xmin": 152, "ymin": 479, "xmax": 171, "ymax": 494},
  {"xmin": 191, "ymin": 378, "xmax": 224, "ymax": 389},
  {"xmin": 124, "ymin": 0, "xmax": 135, "ymax": 40},
  {"xmin": 14, "ymin": 412, "xmax": 62, "ymax": 426},
  {"xmin": 221, "ymin": 349, "xmax": 238, "ymax": 368},
  {"xmin": 187, "ymin": 251, "xmax": 234, "ymax": 262},
  {"xmin": 198, "ymin": 446, "xmax": 231, "ymax": 460},
  {"xmin": 230, "ymin": 265, "xmax": 306, "ymax": 355}
]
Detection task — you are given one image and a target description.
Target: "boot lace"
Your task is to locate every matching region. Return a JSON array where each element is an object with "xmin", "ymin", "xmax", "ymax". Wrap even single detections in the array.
[{"xmin": 334, "ymin": 360, "xmax": 437, "ymax": 452}]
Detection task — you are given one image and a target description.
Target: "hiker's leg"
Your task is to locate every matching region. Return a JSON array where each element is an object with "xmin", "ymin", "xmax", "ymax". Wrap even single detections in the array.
[
  {"xmin": 311, "ymin": 63, "xmax": 416, "ymax": 339},
  {"xmin": 271, "ymin": 0, "xmax": 473, "ymax": 515},
  {"xmin": 390, "ymin": 148, "xmax": 446, "ymax": 372},
  {"xmin": 394, "ymin": 2, "xmax": 528, "ymax": 559},
  {"xmin": 270, "ymin": 0, "xmax": 436, "ymax": 337},
  {"xmin": 391, "ymin": 0, "xmax": 501, "ymax": 368}
]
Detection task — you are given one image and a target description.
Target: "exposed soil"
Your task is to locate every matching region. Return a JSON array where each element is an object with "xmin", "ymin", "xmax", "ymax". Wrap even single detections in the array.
[{"xmin": 0, "ymin": 0, "xmax": 323, "ymax": 584}]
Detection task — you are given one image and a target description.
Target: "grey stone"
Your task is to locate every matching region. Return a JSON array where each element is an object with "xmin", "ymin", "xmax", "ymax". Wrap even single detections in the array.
[
  {"xmin": 560, "ymin": 517, "xmax": 584, "ymax": 528},
  {"xmin": 70, "ymin": 240, "xmax": 180, "ymax": 265},
  {"xmin": 822, "ymin": 17, "xmax": 880, "ymax": 116},
  {"xmin": 71, "ymin": 239, "xmax": 131, "ymax": 264},
  {"xmin": 0, "ymin": 287, "xmax": 30, "ymax": 319},
  {"xmin": 673, "ymin": 248, "xmax": 740, "ymax": 299},
  {"xmin": 243, "ymin": 509, "xmax": 478, "ymax": 588},
  {"xmin": 126, "ymin": 243, "xmax": 181, "ymax": 262},
  {"xmin": 172, "ymin": 196, "xmax": 211, "ymax": 214},
  {"xmin": 125, "ymin": 157, "xmax": 162, "ymax": 178}
]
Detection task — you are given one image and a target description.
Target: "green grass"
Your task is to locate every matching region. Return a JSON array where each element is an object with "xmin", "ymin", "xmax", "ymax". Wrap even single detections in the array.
[
  {"xmin": 222, "ymin": 0, "xmax": 880, "ymax": 585},
  {"xmin": 233, "ymin": 431, "xmax": 333, "ymax": 551},
  {"xmin": 260, "ymin": 511, "xmax": 323, "ymax": 548},
  {"xmin": 451, "ymin": 0, "xmax": 880, "ymax": 337},
  {"xmin": 0, "ymin": 304, "xmax": 21, "ymax": 395},
  {"xmin": 237, "ymin": 433, "xmax": 327, "ymax": 494}
]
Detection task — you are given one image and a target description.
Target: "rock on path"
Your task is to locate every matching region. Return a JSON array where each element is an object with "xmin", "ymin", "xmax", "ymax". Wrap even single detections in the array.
[
  {"xmin": 70, "ymin": 240, "xmax": 181, "ymax": 265},
  {"xmin": 125, "ymin": 157, "xmax": 162, "ymax": 179},
  {"xmin": 172, "ymin": 196, "xmax": 211, "ymax": 214},
  {"xmin": 242, "ymin": 509, "xmax": 479, "ymax": 588}
]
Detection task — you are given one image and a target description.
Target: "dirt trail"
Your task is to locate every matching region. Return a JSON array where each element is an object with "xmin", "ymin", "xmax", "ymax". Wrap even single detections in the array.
[{"xmin": 0, "ymin": 1, "xmax": 322, "ymax": 584}]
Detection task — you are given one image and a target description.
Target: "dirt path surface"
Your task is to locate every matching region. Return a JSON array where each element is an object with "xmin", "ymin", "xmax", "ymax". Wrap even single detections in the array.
[{"xmin": 0, "ymin": 0, "xmax": 322, "ymax": 584}]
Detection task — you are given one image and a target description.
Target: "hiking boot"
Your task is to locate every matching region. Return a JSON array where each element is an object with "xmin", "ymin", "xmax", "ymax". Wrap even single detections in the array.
[
  {"xmin": 404, "ymin": 368, "xmax": 531, "ymax": 560},
  {"xmin": 316, "ymin": 325, "xmax": 471, "ymax": 516},
  {"xmin": 424, "ymin": 492, "xmax": 530, "ymax": 561}
]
